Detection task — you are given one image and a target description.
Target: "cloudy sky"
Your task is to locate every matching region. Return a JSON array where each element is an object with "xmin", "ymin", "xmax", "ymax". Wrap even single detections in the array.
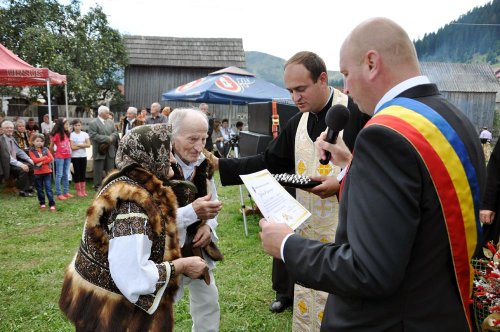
[{"xmin": 78, "ymin": 0, "xmax": 492, "ymax": 70}]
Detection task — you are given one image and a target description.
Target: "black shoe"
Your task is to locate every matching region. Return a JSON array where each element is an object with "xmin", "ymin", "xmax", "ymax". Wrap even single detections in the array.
[
  {"xmin": 19, "ymin": 191, "xmax": 33, "ymax": 197},
  {"xmin": 269, "ymin": 299, "xmax": 291, "ymax": 313}
]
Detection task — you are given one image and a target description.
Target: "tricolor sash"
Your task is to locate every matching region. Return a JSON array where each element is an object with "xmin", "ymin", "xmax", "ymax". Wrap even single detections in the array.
[{"xmin": 364, "ymin": 97, "xmax": 481, "ymax": 329}]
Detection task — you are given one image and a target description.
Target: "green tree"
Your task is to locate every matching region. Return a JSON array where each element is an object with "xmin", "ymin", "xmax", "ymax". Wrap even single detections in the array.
[{"xmin": 0, "ymin": 0, "xmax": 128, "ymax": 108}]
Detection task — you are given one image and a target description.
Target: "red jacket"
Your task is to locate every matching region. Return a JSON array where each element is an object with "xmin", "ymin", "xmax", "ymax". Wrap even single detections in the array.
[{"xmin": 29, "ymin": 147, "xmax": 54, "ymax": 175}]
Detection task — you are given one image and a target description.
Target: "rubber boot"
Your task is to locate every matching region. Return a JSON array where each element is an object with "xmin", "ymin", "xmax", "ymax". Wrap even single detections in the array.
[
  {"xmin": 81, "ymin": 182, "xmax": 88, "ymax": 197},
  {"xmin": 76, "ymin": 182, "xmax": 85, "ymax": 197}
]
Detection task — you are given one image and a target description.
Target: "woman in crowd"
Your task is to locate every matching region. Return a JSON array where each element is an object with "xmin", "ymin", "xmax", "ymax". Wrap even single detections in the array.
[
  {"xmin": 211, "ymin": 120, "xmax": 224, "ymax": 157},
  {"xmin": 59, "ymin": 123, "xmax": 208, "ymax": 331},
  {"xmin": 14, "ymin": 119, "xmax": 31, "ymax": 153},
  {"xmin": 50, "ymin": 118, "xmax": 73, "ymax": 200},
  {"xmin": 70, "ymin": 119, "xmax": 90, "ymax": 197}
]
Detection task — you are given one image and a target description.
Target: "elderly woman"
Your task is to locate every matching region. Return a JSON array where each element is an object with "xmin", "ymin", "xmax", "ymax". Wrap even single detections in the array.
[
  {"xmin": 59, "ymin": 124, "xmax": 208, "ymax": 332},
  {"xmin": 13, "ymin": 119, "xmax": 31, "ymax": 152}
]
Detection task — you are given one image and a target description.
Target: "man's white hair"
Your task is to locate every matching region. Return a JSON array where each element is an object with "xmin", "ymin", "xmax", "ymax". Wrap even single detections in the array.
[
  {"xmin": 168, "ymin": 108, "xmax": 208, "ymax": 139},
  {"xmin": 127, "ymin": 107, "xmax": 138, "ymax": 115},
  {"xmin": 1, "ymin": 120, "xmax": 13, "ymax": 128},
  {"xmin": 98, "ymin": 105, "xmax": 110, "ymax": 116},
  {"xmin": 15, "ymin": 119, "xmax": 26, "ymax": 126}
]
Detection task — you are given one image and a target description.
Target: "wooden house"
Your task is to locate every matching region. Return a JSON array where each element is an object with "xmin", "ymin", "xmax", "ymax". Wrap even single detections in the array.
[
  {"xmin": 123, "ymin": 35, "xmax": 247, "ymax": 126},
  {"xmin": 420, "ymin": 62, "xmax": 499, "ymax": 131}
]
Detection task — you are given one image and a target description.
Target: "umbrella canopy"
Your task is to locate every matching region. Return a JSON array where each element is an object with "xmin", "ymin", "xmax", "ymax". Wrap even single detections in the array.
[
  {"xmin": 0, "ymin": 43, "xmax": 68, "ymax": 123},
  {"xmin": 162, "ymin": 66, "xmax": 291, "ymax": 105},
  {"xmin": 0, "ymin": 43, "xmax": 66, "ymax": 86}
]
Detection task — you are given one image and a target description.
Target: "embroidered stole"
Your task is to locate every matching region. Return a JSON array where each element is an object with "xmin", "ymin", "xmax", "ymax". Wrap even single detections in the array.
[{"xmin": 292, "ymin": 89, "xmax": 347, "ymax": 331}]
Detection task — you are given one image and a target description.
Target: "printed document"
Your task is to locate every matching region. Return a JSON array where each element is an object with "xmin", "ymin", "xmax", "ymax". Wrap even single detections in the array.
[{"xmin": 240, "ymin": 169, "xmax": 310, "ymax": 230}]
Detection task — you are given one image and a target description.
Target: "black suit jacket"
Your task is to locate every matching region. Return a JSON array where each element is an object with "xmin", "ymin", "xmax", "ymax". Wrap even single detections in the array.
[
  {"xmin": 0, "ymin": 135, "xmax": 10, "ymax": 179},
  {"xmin": 480, "ymin": 140, "xmax": 500, "ymax": 246},
  {"xmin": 219, "ymin": 95, "xmax": 370, "ymax": 185},
  {"xmin": 284, "ymin": 84, "xmax": 486, "ymax": 332},
  {"xmin": 205, "ymin": 117, "xmax": 214, "ymax": 151}
]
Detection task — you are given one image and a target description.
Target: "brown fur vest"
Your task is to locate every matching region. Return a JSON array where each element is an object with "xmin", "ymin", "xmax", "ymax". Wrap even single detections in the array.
[{"xmin": 59, "ymin": 168, "xmax": 181, "ymax": 332}]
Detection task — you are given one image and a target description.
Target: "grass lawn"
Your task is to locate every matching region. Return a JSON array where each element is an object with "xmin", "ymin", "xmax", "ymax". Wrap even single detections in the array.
[{"xmin": 0, "ymin": 172, "xmax": 293, "ymax": 331}]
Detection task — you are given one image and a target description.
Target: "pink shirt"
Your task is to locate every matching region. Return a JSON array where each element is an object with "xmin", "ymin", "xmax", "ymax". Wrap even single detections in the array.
[{"xmin": 51, "ymin": 133, "xmax": 72, "ymax": 159}]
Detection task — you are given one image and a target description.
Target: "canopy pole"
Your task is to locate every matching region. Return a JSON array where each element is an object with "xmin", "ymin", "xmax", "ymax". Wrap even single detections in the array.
[
  {"xmin": 64, "ymin": 83, "xmax": 69, "ymax": 119},
  {"xmin": 46, "ymin": 79, "xmax": 52, "ymax": 124}
]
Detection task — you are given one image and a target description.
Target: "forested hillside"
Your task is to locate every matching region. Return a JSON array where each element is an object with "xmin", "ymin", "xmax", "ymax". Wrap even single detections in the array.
[
  {"xmin": 415, "ymin": 0, "xmax": 499, "ymax": 64},
  {"xmin": 247, "ymin": 1, "xmax": 499, "ymax": 89},
  {"xmin": 245, "ymin": 51, "xmax": 344, "ymax": 88}
]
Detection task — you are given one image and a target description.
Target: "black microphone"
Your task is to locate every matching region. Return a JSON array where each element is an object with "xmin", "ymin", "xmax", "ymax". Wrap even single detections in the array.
[{"xmin": 319, "ymin": 104, "xmax": 350, "ymax": 165}]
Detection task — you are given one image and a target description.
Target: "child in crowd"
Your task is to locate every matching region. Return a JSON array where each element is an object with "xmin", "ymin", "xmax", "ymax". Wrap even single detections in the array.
[
  {"xmin": 70, "ymin": 119, "xmax": 90, "ymax": 197},
  {"xmin": 28, "ymin": 134, "xmax": 56, "ymax": 212},
  {"xmin": 50, "ymin": 118, "xmax": 73, "ymax": 200}
]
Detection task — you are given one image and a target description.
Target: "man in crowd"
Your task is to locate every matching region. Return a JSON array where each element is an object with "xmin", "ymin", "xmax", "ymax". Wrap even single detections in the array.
[
  {"xmin": 233, "ymin": 121, "xmax": 244, "ymax": 136},
  {"xmin": 88, "ymin": 105, "xmax": 119, "ymax": 190},
  {"xmin": 215, "ymin": 51, "xmax": 370, "ymax": 329},
  {"xmin": 168, "ymin": 108, "xmax": 223, "ymax": 332},
  {"xmin": 480, "ymin": 126, "xmax": 493, "ymax": 161},
  {"xmin": 480, "ymin": 126, "xmax": 493, "ymax": 144},
  {"xmin": 260, "ymin": 17, "xmax": 485, "ymax": 331},
  {"xmin": 220, "ymin": 119, "xmax": 231, "ymax": 141},
  {"xmin": 199, "ymin": 103, "xmax": 214, "ymax": 152},
  {"xmin": 0, "ymin": 120, "xmax": 35, "ymax": 196},
  {"xmin": 219, "ymin": 119, "xmax": 233, "ymax": 158},
  {"xmin": 25, "ymin": 117, "xmax": 40, "ymax": 138},
  {"xmin": 146, "ymin": 102, "xmax": 168, "ymax": 124},
  {"xmin": 120, "ymin": 106, "xmax": 144, "ymax": 137}
]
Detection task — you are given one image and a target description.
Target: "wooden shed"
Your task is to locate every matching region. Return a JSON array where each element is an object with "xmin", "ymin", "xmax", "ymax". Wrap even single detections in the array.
[
  {"xmin": 420, "ymin": 62, "xmax": 499, "ymax": 131},
  {"xmin": 123, "ymin": 35, "xmax": 247, "ymax": 125}
]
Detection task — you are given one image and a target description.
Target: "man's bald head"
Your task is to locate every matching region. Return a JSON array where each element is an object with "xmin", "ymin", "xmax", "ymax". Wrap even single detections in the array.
[
  {"xmin": 342, "ymin": 17, "xmax": 420, "ymax": 76},
  {"xmin": 339, "ymin": 18, "xmax": 422, "ymax": 114},
  {"xmin": 168, "ymin": 108, "xmax": 208, "ymax": 139}
]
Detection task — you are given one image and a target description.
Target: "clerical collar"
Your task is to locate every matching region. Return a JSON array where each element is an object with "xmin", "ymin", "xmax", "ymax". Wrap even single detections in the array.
[
  {"xmin": 323, "ymin": 87, "xmax": 334, "ymax": 110},
  {"xmin": 311, "ymin": 87, "xmax": 334, "ymax": 121}
]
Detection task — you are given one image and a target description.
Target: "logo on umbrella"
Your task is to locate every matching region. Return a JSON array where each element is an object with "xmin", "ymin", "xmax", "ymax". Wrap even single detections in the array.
[
  {"xmin": 215, "ymin": 75, "xmax": 241, "ymax": 93},
  {"xmin": 176, "ymin": 78, "xmax": 205, "ymax": 93}
]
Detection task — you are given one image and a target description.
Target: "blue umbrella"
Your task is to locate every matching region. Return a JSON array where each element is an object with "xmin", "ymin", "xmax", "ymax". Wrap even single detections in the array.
[{"xmin": 162, "ymin": 66, "xmax": 292, "ymax": 105}]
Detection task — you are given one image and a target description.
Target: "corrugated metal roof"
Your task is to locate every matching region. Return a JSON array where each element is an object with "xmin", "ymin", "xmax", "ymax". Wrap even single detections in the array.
[
  {"xmin": 123, "ymin": 35, "xmax": 246, "ymax": 68},
  {"xmin": 420, "ymin": 62, "xmax": 499, "ymax": 93}
]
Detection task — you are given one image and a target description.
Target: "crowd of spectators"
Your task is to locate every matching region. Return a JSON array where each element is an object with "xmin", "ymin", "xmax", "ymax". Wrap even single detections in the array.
[{"xmin": 0, "ymin": 103, "xmax": 243, "ymax": 197}]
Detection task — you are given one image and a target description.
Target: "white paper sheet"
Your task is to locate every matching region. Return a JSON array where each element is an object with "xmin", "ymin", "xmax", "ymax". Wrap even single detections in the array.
[{"xmin": 240, "ymin": 169, "xmax": 310, "ymax": 230}]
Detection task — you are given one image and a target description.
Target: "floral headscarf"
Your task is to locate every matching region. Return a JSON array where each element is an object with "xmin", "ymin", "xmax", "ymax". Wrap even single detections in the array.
[{"xmin": 115, "ymin": 123, "xmax": 172, "ymax": 182}]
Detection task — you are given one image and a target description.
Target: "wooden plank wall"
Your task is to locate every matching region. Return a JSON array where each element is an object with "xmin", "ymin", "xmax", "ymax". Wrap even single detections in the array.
[{"xmin": 441, "ymin": 91, "xmax": 496, "ymax": 130}]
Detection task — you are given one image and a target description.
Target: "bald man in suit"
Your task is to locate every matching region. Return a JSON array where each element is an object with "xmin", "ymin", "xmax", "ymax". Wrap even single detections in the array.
[{"xmin": 260, "ymin": 18, "xmax": 486, "ymax": 331}]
